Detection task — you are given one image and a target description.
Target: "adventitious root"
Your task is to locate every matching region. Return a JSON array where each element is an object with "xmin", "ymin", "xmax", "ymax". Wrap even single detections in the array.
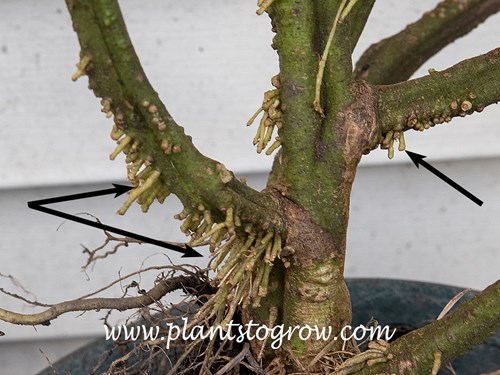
[
  {"xmin": 385, "ymin": 93, "xmax": 480, "ymax": 159},
  {"xmin": 99, "ymin": 98, "xmax": 172, "ymax": 215},
  {"xmin": 176, "ymin": 203, "xmax": 283, "ymax": 327},
  {"xmin": 313, "ymin": 0, "xmax": 358, "ymax": 116},
  {"xmin": 379, "ymin": 130, "xmax": 406, "ymax": 159},
  {"xmin": 256, "ymin": 0, "xmax": 275, "ymax": 15},
  {"xmin": 247, "ymin": 75, "xmax": 282, "ymax": 155},
  {"xmin": 71, "ymin": 54, "xmax": 91, "ymax": 81}
]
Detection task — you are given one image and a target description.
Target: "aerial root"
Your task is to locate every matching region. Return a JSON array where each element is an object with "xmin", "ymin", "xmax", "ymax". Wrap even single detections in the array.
[
  {"xmin": 176, "ymin": 205, "xmax": 283, "ymax": 329},
  {"xmin": 313, "ymin": 0, "xmax": 358, "ymax": 116},
  {"xmin": 256, "ymin": 0, "xmax": 275, "ymax": 15},
  {"xmin": 380, "ymin": 129, "xmax": 406, "ymax": 159},
  {"xmin": 71, "ymin": 54, "xmax": 91, "ymax": 81},
  {"xmin": 247, "ymin": 76, "xmax": 283, "ymax": 155},
  {"xmin": 117, "ymin": 170, "xmax": 165, "ymax": 215}
]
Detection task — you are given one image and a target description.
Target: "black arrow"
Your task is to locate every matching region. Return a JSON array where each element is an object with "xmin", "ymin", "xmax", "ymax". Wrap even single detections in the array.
[
  {"xmin": 405, "ymin": 151, "xmax": 483, "ymax": 207},
  {"xmin": 27, "ymin": 184, "xmax": 202, "ymax": 258}
]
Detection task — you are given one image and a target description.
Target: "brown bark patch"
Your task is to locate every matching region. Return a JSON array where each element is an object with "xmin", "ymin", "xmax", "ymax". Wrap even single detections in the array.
[
  {"xmin": 398, "ymin": 354, "xmax": 416, "ymax": 374},
  {"xmin": 278, "ymin": 192, "xmax": 341, "ymax": 267},
  {"xmin": 339, "ymin": 81, "xmax": 380, "ymax": 169}
]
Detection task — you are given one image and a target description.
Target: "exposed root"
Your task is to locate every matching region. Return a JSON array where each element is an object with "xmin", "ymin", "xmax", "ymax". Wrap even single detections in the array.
[
  {"xmin": 0, "ymin": 265, "xmax": 210, "ymax": 326},
  {"xmin": 80, "ymin": 230, "xmax": 208, "ymax": 272}
]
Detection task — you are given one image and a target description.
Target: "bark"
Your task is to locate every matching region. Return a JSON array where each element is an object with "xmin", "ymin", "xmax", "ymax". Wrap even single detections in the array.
[
  {"xmin": 377, "ymin": 48, "xmax": 500, "ymax": 135},
  {"xmin": 65, "ymin": 0, "xmax": 281, "ymax": 232},
  {"xmin": 357, "ymin": 280, "xmax": 500, "ymax": 375},
  {"xmin": 262, "ymin": 1, "xmax": 380, "ymax": 368},
  {"xmin": 0, "ymin": 275, "xmax": 205, "ymax": 326}
]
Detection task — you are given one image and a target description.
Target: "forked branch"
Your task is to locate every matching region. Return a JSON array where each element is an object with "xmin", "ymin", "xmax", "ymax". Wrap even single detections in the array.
[
  {"xmin": 355, "ymin": 0, "xmax": 500, "ymax": 84},
  {"xmin": 66, "ymin": 0, "xmax": 281, "ymax": 232}
]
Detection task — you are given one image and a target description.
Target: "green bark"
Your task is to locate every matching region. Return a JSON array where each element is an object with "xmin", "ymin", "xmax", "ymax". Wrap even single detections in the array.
[
  {"xmin": 66, "ymin": 0, "xmax": 282, "ymax": 232},
  {"xmin": 357, "ymin": 280, "xmax": 500, "ymax": 375},
  {"xmin": 349, "ymin": 0, "xmax": 376, "ymax": 53},
  {"xmin": 377, "ymin": 48, "xmax": 500, "ymax": 135},
  {"xmin": 264, "ymin": 2, "xmax": 381, "ymax": 368}
]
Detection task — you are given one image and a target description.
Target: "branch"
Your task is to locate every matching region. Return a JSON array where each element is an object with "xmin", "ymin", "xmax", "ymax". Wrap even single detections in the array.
[
  {"xmin": 269, "ymin": 0, "xmax": 322, "ymax": 188},
  {"xmin": 356, "ymin": 280, "xmax": 500, "ymax": 374},
  {"xmin": 377, "ymin": 48, "xmax": 500, "ymax": 135},
  {"xmin": 0, "ymin": 274, "xmax": 205, "ymax": 326},
  {"xmin": 349, "ymin": 0, "xmax": 376, "ymax": 53},
  {"xmin": 354, "ymin": 0, "xmax": 500, "ymax": 84},
  {"xmin": 65, "ymin": 0, "xmax": 281, "ymax": 232}
]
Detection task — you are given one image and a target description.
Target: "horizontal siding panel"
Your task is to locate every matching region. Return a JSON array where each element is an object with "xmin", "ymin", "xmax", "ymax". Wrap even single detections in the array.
[
  {"xmin": 1, "ymin": 159, "xmax": 499, "ymax": 341},
  {"xmin": 1, "ymin": 1, "xmax": 500, "ymax": 188}
]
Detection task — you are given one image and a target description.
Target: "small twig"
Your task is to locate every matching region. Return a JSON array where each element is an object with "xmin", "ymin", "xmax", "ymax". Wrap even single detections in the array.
[
  {"xmin": 38, "ymin": 348, "xmax": 58, "ymax": 375},
  {"xmin": 0, "ymin": 288, "xmax": 52, "ymax": 308},
  {"xmin": 78, "ymin": 264, "xmax": 199, "ymax": 300},
  {"xmin": 437, "ymin": 288, "xmax": 471, "ymax": 320},
  {"xmin": 246, "ymin": 349, "xmax": 266, "ymax": 375},
  {"xmin": 0, "ymin": 272, "xmax": 39, "ymax": 302}
]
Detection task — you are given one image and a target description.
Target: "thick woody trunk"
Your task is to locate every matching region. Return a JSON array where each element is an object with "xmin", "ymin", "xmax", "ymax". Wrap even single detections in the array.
[
  {"xmin": 280, "ymin": 192, "xmax": 352, "ymax": 368},
  {"xmin": 245, "ymin": 81, "xmax": 381, "ymax": 371}
]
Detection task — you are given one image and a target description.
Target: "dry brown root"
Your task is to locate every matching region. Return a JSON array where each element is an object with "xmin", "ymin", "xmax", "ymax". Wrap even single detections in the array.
[{"xmin": 333, "ymin": 340, "xmax": 393, "ymax": 375}]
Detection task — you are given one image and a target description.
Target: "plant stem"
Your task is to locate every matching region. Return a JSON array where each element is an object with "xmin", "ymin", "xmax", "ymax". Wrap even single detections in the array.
[
  {"xmin": 355, "ymin": 0, "xmax": 500, "ymax": 84},
  {"xmin": 377, "ymin": 48, "xmax": 500, "ymax": 135},
  {"xmin": 357, "ymin": 280, "xmax": 500, "ymax": 375},
  {"xmin": 66, "ymin": 0, "xmax": 281, "ymax": 231}
]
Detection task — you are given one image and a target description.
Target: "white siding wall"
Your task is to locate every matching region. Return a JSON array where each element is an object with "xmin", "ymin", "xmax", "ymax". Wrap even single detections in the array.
[{"xmin": 1, "ymin": 1, "xmax": 499, "ymax": 374}]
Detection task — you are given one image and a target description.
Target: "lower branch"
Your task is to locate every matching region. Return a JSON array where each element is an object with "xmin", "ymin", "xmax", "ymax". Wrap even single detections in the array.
[
  {"xmin": 376, "ymin": 48, "xmax": 500, "ymax": 135},
  {"xmin": 356, "ymin": 279, "xmax": 500, "ymax": 375},
  {"xmin": 0, "ymin": 274, "xmax": 208, "ymax": 326}
]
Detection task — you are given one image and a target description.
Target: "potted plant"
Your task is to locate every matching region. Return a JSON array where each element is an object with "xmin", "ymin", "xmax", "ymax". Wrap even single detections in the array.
[{"xmin": 1, "ymin": 1, "xmax": 499, "ymax": 374}]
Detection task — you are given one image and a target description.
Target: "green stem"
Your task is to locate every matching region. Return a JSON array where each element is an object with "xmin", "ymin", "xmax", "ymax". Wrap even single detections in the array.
[
  {"xmin": 314, "ymin": 0, "xmax": 354, "ymax": 117},
  {"xmin": 355, "ymin": 0, "xmax": 500, "ymax": 84},
  {"xmin": 66, "ymin": 0, "xmax": 281, "ymax": 231},
  {"xmin": 356, "ymin": 280, "xmax": 500, "ymax": 375},
  {"xmin": 269, "ymin": 0, "xmax": 323, "ymax": 208},
  {"xmin": 376, "ymin": 48, "xmax": 500, "ymax": 135}
]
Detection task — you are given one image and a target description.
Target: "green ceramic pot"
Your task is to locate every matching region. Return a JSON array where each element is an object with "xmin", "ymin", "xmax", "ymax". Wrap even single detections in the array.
[{"xmin": 36, "ymin": 279, "xmax": 500, "ymax": 375}]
